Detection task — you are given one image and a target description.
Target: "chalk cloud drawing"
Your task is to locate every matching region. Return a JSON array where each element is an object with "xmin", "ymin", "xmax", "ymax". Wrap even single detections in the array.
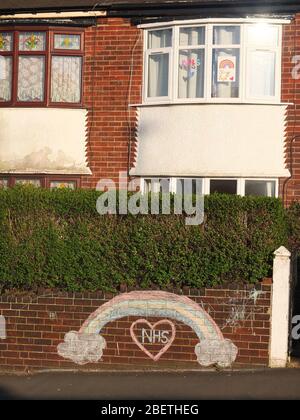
[
  {"xmin": 130, "ymin": 319, "xmax": 176, "ymax": 362},
  {"xmin": 57, "ymin": 331, "xmax": 106, "ymax": 365},
  {"xmin": 57, "ymin": 291, "xmax": 238, "ymax": 368},
  {"xmin": 195, "ymin": 339, "xmax": 238, "ymax": 368}
]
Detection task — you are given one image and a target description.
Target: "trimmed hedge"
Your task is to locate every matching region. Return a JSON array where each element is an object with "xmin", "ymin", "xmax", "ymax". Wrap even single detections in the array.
[{"xmin": 0, "ymin": 187, "xmax": 288, "ymax": 292}]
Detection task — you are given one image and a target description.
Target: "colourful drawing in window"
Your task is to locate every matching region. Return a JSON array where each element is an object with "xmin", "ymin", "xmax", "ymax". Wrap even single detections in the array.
[
  {"xmin": 19, "ymin": 32, "xmax": 46, "ymax": 51},
  {"xmin": 0, "ymin": 33, "xmax": 12, "ymax": 51},
  {"xmin": 180, "ymin": 57, "xmax": 201, "ymax": 80},
  {"xmin": 50, "ymin": 181, "xmax": 76, "ymax": 190},
  {"xmin": 217, "ymin": 57, "xmax": 236, "ymax": 82},
  {"xmin": 54, "ymin": 34, "xmax": 81, "ymax": 50}
]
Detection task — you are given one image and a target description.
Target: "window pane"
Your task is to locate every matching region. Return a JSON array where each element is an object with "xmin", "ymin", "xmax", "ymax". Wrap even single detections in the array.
[
  {"xmin": 0, "ymin": 56, "xmax": 12, "ymax": 102},
  {"xmin": 51, "ymin": 56, "xmax": 82, "ymax": 103},
  {"xmin": 213, "ymin": 26, "xmax": 240, "ymax": 45},
  {"xmin": 15, "ymin": 179, "xmax": 41, "ymax": 187},
  {"xmin": 179, "ymin": 27, "xmax": 205, "ymax": 46},
  {"xmin": 19, "ymin": 32, "xmax": 46, "ymax": 51},
  {"xmin": 148, "ymin": 29, "xmax": 172, "ymax": 48},
  {"xmin": 247, "ymin": 25, "xmax": 278, "ymax": 46},
  {"xmin": 178, "ymin": 49, "xmax": 205, "ymax": 98},
  {"xmin": 176, "ymin": 179, "xmax": 203, "ymax": 195},
  {"xmin": 245, "ymin": 180, "xmax": 276, "ymax": 197},
  {"xmin": 210, "ymin": 180, "xmax": 237, "ymax": 195},
  {"xmin": 0, "ymin": 33, "xmax": 13, "ymax": 51},
  {"xmin": 54, "ymin": 34, "xmax": 81, "ymax": 50},
  {"xmin": 0, "ymin": 179, "xmax": 8, "ymax": 189},
  {"xmin": 50, "ymin": 181, "xmax": 76, "ymax": 190},
  {"xmin": 212, "ymin": 49, "xmax": 240, "ymax": 98},
  {"xmin": 148, "ymin": 53, "xmax": 169, "ymax": 98},
  {"xmin": 247, "ymin": 50, "xmax": 276, "ymax": 98},
  {"xmin": 18, "ymin": 56, "xmax": 45, "ymax": 102},
  {"xmin": 144, "ymin": 178, "xmax": 170, "ymax": 193}
]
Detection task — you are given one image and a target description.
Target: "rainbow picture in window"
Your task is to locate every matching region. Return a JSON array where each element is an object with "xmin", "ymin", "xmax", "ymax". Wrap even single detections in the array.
[{"xmin": 217, "ymin": 56, "xmax": 236, "ymax": 82}]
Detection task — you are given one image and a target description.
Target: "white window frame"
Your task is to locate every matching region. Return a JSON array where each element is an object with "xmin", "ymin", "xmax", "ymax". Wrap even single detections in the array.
[
  {"xmin": 174, "ymin": 24, "xmax": 207, "ymax": 102},
  {"xmin": 244, "ymin": 24, "xmax": 282, "ymax": 103},
  {"xmin": 140, "ymin": 177, "xmax": 278, "ymax": 197},
  {"xmin": 241, "ymin": 178, "xmax": 279, "ymax": 198},
  {"xmin": 142, "ymin": 19, "xmax": 283, "ymax": 105},
  {"xmin": 144, "ymin": 27, "xmax": 173, "ymax": 103}
]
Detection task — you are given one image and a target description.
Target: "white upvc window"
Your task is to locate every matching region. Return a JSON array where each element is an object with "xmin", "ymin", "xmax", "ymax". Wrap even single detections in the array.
[
  {"xmin": 143, "ymin": 21, "xmax": 282, "ymax": 104},
  {"xmin": 140, "ymin": 177, "xmax": 278, "ymax": 198},
  {"xmin": 203, "ymin": 178, "xmax": 278, "ymax": 197},
  {"xmin": 145, "ymin": 28, "xmax": 173, "ymax": 101}
]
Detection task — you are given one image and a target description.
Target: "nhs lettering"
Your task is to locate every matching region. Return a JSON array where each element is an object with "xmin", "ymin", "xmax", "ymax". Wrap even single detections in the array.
[{"xmin": 142, "ymin": 328, "xmax": 170, "ymax": 344}]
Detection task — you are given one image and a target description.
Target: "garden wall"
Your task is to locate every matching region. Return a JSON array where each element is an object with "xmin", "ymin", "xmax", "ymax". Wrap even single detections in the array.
[{"xmin": 0, "ymin": 284, "xmax": 272, "ymax": 372}]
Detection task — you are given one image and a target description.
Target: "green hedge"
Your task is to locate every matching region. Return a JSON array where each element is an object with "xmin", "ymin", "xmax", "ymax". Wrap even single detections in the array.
[{"xmin": 0, "ymin": 187, "xmax": 288, "ymax": 292}]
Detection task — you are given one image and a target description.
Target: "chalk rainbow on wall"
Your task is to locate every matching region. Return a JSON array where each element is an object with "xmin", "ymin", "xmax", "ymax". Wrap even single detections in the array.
[
  {"xmin": 57, "ymin": 291, "xmax": 238, "ymax": 367},
  {"xmin": 80, "ymin": 291, "xmax": 222, "ymax": 341}
]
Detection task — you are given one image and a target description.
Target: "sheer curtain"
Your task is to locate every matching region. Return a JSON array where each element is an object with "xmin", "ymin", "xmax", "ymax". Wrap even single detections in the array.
[
  {"xmin": 51, "ymin": 56, "xmax": 82, "ymax": 103},
  {"xmin": 213, "ymin": 26, "xmax": 240, "ymax": 45},
  {"xmin": 266, "ymin": 181, "xmax": 275, "ymax": 197},
  {"xmin": 178, "ymin": 49, "xmax": 204, "ymax": 98},
  {"xmin": 0, "ymin": 56, "xmax": 11, "ymax": 101},
  {"xmin": 247, "ymin": 50, "xmax": 276, "ymax": 98},
  {"xmin": 148, "ymin": 53, "xmax": 169, "ymax": 97},
  {"xmin": 147, "ymin": 29, "xmax": 171, "ymax": 98},
  {"xmin": 17, "ymin": 56, "xmax": 45, "ymax": 102},
  {"xmin": 148, "ymin": 29, "xmax": 172, "ymax": 49},
  {"xmin": 178, "ymin": 27, "xmax": 205, "ymax": 99}
]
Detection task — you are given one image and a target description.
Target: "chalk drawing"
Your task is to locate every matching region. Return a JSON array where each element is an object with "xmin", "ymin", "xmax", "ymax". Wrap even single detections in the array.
[
  {"xmin": 57, "ymin": 331, "xmax": 106, "ymax": 366},
  {"xmin": 57, "ymin": 291, "xmax": 238, "ymax": 367},
  {"xmin": 130, "ymin": 319, "xmax": 176, "ymax": 361},
  {"xmin": 222, "ymin": 288, "xmax": 265, "ymax": 331}
]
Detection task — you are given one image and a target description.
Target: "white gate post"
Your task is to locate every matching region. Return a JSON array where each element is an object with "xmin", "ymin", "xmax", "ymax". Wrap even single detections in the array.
[
  {"xmin": 0, "ymin": 315, "xmax": 6, "ymax": 340},
  {"xmin": 269, "ymin": 246, "xmax": 291, "ymax": 368}
]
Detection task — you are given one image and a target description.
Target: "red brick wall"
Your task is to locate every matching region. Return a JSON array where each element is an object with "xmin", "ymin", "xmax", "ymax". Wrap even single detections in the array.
[
  {"xmin": 81, "ymin": 18, "xmax": 143, "ymax": 189},
  {"xmin": 281, "ymin": 14, "xmax": 300, "ymax": 204},
  {"xmin": 0, "ymin": 285, "xmax": 271, "ymax": 372}
]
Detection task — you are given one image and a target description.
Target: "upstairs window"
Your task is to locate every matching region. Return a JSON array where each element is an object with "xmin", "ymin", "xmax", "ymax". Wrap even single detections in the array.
[
  {"xmin": 143, "ymin": 22, "xmax": 282, "ymax": 103},
  {"xmin": 0, "ymin": 28, "xmax": 84, "ymax": 107}
]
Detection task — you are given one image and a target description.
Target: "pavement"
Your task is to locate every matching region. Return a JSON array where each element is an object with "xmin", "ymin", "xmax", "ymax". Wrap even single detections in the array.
[{"xmin": 0, "ymin": 369, "xmax": 300, "ymax": 400}]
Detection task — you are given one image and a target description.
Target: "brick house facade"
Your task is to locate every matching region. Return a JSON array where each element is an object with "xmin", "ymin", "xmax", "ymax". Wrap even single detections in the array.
[{"xmin": 0, "ymin": 1, "xmax": 300, "ymax": 202}]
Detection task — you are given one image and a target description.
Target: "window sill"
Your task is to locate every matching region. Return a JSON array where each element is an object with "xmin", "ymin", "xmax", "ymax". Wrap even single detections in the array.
[
  {"xmin": 0, "ymin": 104, "xmax": 87, "ymax": 110},
  {"xmin": 130, "ymin": 101, "xmax": 293, "ymax": 108}
]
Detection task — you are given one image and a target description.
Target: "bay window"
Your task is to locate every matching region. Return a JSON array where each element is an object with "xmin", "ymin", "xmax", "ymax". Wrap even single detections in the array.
[
  {"xmin": 0, "ymin": 27, "xmax": 84, "ymax": 107},
  {"xmin": 143, "ymin": 21, "xmax": 282, "ymax": 103}
]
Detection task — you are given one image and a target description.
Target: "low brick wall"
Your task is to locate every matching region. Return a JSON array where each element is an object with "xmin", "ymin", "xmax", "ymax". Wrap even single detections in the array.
[{"xmin": 0, "ymin": 285, "xmax": 271, "ymax": 372}]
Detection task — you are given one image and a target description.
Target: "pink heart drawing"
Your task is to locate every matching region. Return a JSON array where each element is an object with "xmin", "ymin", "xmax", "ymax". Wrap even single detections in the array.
[{"xmin": 130, "ymin": 319, "xmax": 176, "ymax": 362}]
